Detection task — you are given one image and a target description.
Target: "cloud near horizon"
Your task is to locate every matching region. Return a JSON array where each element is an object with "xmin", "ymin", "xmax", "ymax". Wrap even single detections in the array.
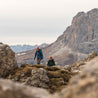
[{"xmin": 0, "ymin": 0, "xmax": 98, "ymax": 45}]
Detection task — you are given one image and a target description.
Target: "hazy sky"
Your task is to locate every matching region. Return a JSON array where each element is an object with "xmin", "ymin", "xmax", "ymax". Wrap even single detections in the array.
[{"xmin": 0, "ymin": 0, "xmax": 98, "ymax": 45}]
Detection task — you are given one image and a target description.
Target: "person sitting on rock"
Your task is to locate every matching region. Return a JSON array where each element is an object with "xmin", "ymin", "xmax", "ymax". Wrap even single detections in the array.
[
  {"xmin": 47, "ymin": 56, "xmax": 55, "ymax": 66},
  {"xmin": 34, "ymin": 47, "xmax": 43, "ymax": 64}
]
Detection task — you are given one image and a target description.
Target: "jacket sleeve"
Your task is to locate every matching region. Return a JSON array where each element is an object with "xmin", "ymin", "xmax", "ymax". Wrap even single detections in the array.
[
  {"xmin": 53, "ymin": 59, "xmax": 55, "ymax": 65},
  {"xmin": 34, "ymin": 51, "xmax": 37, "ymax": 60},
  {"xmin": 40, "ymin": 49, "xmax": 43, "ymax": 59},
  {"xmin": 47, "ymin": 61, "xmax": 49, "ymax": 66}
]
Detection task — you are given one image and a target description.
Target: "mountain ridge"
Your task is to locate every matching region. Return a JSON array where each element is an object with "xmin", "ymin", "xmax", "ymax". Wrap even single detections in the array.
[
  {"xmin": 10, "ymin": 43, "xmax": 48, "ymax": 53},
  {"xmin": 16, "ymin": 8, "xmax": 98, "ymax": 66}
]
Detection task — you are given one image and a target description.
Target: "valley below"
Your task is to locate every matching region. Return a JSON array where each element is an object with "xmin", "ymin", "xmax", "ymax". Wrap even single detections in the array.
[{"xmin": 0, "ymin": 8, "xmax": 98, "ymax": 98}]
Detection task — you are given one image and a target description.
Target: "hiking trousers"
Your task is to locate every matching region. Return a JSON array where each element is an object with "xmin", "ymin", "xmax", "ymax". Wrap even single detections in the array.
[{"xmin": 37, "ymin": 59, "xmax": 41, "ymax": 64}]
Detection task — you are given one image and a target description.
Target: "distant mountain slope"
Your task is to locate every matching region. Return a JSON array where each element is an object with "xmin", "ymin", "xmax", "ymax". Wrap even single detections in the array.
[
  {"xmin": 10, "ymin": 43, "xmax": 48, "ymax": 53},
  {"xmin": 16, "ymin": 8, "xmax": 98, "ymax": 66},
  {"xmin": 57, "ymin": 8, "xmax": 98, "ymax": 54}
]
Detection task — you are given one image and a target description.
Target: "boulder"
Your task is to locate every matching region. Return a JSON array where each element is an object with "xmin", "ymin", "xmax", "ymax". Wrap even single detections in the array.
[
  {"xmin": 25, "ymin": 68, "xmax": 49, "ymax": 89},
  {"xmin": 53, "ymin": 56, "xmax": 98, "ymax": 98},
  {"xmin": 0, "ymin": 79, "xmax": 50, "ymax": 98},
  {"xmin": 7, "ymin": 64, "xmax": 72, "ymax": 93},
  {"xmin": 71, "ymin": 52, "xmax": 98, "ymax": 72},
  {"xmin": 0, "ymin": 43, "xmax": 18, "ymax": 77},
  {"xmin": 63, "ymin": 65, "xmax": 71, "ymax": 71}
]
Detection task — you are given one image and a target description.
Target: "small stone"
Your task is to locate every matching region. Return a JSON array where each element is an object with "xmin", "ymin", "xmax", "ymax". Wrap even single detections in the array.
[{"xmin": 21, "ymin": 73, "xmax": 25, "ymax": 77}]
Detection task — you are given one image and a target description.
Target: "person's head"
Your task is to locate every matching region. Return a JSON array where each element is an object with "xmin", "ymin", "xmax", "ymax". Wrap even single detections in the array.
[
  {"xmin": 50, "ymin": 56, "xmax": 53, "ymax": 60},
  {"xmin": 36, "ymin": 47, "xmax": 39, "ymax": 51}
]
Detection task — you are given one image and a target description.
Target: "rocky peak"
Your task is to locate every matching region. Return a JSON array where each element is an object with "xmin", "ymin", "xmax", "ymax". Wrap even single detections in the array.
[
  {"xmin": 87, "ymin": 8, "xmax": 98, "ymax": 15},
  {"xmin": 56, "ymin": 8, "xmax": 98, "ymax": 54},
  {"xmin": 16, "ymin": 8, "xmax": 98, "ymax": 66}
]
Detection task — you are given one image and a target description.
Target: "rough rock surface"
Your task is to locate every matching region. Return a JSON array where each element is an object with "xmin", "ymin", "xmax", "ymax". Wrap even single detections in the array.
[
  {"xmin": 71, "ymin": 51, "xmax": 98, "ymax": 72},
  {"xmin": 0, "ymin": 43, "xmax": 18, "ymax": 77},
  {"xmin": 25, "ymin": 68, "xmax": 49, "ymax": 89},
  {"xmin": 62, "ymin": 8, "xmax": 98, "ymax": 53},
  {"xmin": 53, "ymin": 56, "xmax": 98, "ymax": 98},
  {"xmin": 0, "ymin": 52, "xmax": 98, "ymax": 98},
  {"xmin": 0, "ymin": 79, "xmax": 50, "ymax": 98},
  {"xmin": 16, "ymin": 8, "xmax": 98, "ymax": 66},
  {"xmin": 7, "ymin": 65, "xmax": 72, "ymax": 93}
]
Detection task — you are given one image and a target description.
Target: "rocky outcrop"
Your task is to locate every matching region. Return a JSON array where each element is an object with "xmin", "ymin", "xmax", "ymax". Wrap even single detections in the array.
[
  {"xmin": 16, "ymin": 8, "xmax": 98, "ymax": 66},
  {"xmin": 0, "ymin": 43, "xmax": 18, "ymax": 77},
  {"xmin": 0, "ymin": 51, "xmax": 98, "ymax": 98},
  {"xmin": 25, "ymin": 68, "xmax": 49, "ymax": 89},
  {"xmin": 7, "ymin": 65, "xmax": 72, "ymax": 93},
  {"xmin": 71, "ymin": 51, "xmax": 98, "ymax": 72},
  {"xmin": 61, "ymin": 8, "xmax": 98, "ymax": 54},
  {"xmin": 0, "ymin": 79, "xmax": 50, "ymax": 98},
  {"xmin": 53, "ymin": 56, "xmax": 98, "ymax": 98}
]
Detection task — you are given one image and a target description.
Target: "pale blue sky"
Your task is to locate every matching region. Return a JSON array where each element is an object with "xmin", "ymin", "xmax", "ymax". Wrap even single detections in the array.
[{"xmin": 0, "ymin": 0, "xmax": 98, "ymax": 45}]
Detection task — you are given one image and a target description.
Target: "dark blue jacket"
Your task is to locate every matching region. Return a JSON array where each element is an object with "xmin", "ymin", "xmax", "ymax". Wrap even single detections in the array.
[{"xmin": 34, "ymin": 49, "xmax": 43, "ymax": 60}]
